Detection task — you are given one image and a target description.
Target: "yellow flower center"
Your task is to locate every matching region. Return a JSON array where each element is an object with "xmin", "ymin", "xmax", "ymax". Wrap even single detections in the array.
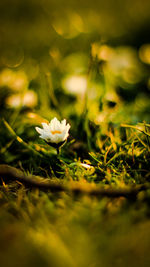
[{"xmin": 51, "ymin": 130, "xmax": 62, "ymax": 135}]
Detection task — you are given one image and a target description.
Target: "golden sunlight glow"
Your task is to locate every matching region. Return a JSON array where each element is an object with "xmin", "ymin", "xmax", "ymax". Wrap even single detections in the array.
[
  {"xmin": 91, "ymin": 43, "xmax": 114, "ymax": 60},
  {"xmin": 0, "ymin": 69, "xmax": 28, "ymax": 91},
  {"xmin": 122, "ymin": 68, "xmax": 142, "ymax": 84},
  {"xmin": 0, "ymin": 68, "xmax": 13, "ymax": 86},
  {"xmin": 16, "ymin": 136, "xmax": 23, "ymax": 143},
  {"xmin": 62, "ymin": 75, "xmax": 87, "ymax": 95},
  {"xmin": 139, "ymin": 44, "xmax": 150, "ymax": 64},
  {"xmin": 52, "ymin": 11, "xmax": 84, "ymax": 39},
  {"xmin": 6, "ymin": 91, "xmax": 38, "ymax": 108},
  {"xmin": 27, "ymin": 113, "xmax": 49, "ymax": 124},
  {"xmin": 11, "ymin": 71, "xmax": 28, "ymax": 91}
]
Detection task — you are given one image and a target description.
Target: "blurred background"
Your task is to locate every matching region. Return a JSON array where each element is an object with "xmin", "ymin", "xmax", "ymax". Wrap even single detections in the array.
[
  {"xmin": 0, "ymin": 0, "xmax": 150, "ymax": 125},
  {"xmin": 0, "ymin": 0, "xmax": 150, "ymax": 156}
]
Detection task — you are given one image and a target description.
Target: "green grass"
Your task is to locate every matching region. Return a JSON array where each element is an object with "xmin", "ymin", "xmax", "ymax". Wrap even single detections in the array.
[{"xmin": 0, "ymin": 0, "xmax": 150, "ymax": 266}]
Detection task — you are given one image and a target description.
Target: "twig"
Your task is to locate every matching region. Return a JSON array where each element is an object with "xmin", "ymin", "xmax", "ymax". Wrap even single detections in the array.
[
  {"xmin": 0, "ymin": 164, "xmax": 149, "ymax": 198},
  {"xmin": 0, "ymin": 164, "xmax": 64, "ymax": 191}
]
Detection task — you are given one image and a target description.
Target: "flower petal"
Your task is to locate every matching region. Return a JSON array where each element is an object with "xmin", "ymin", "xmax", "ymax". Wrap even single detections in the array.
[
  {"xmin": 49, "ymin": 117, "xmax": 57, "ymax": 131},
  {"xmin": 66, "ymin": 123, "xmax": 71, "ymax": 131},
  {"xmin": 61, "ymin": 119, "xmax": 66, "ymax": 126},
  {"xmin": 41, "ymin": 122, "xmax": 49, "ymax": 130},
  {"xmin": 35, "ymin": 127, "xmax": 44, "ymax": 135}
]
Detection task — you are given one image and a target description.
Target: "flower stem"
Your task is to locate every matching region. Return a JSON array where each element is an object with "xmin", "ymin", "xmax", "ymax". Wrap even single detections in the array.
[{"xmin": 56, "ymin": 147, "xmax": 60, "ymax": 155}]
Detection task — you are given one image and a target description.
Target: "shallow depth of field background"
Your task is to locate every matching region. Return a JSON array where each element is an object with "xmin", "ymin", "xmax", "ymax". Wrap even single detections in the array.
[{"xmin": 0, "ymin": 0, "xmax": 150, "ymax": 266}]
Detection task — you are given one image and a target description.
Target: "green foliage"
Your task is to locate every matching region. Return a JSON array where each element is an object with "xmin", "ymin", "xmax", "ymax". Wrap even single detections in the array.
[{"xmin": 0, "ymin": 0, "xmax": 150, "ymax": 266}]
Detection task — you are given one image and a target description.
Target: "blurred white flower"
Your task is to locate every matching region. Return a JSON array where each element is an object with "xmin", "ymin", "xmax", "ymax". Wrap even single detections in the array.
[
  {"xmin": 62, "ymin": 75, "xmax": 87, "ymax": 96},
  {"xmin": 6, "ymin": 91, "xmax": 38, "ymax": 108},
  {"xmin": 0, "ymin": 69, "xmax": 28, "ymax": 91},
  {"xmin": 35, "ymin": 117, "xmax": 70, "ymax": 145},
  {"xmin": 0, "ymin": 68, "xmax": 13, "ymax": 86},
  {"xmin": 10, "ymin": 71, "xmax": 28, "ymax": 91}
]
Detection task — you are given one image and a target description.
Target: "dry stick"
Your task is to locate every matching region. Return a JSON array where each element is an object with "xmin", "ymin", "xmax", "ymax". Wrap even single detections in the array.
[
  {"xmin": 0, "ymin": 164, "xmax": 64, "ymax": 192},
  {"xmin": 0, "ymin": 164, "xmax": 149, "ymax": 198}
]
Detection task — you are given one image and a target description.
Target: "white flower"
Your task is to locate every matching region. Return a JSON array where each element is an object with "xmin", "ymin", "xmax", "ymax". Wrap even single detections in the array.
[
  {"xmin": 62, "ymin": 75, "xmax": 87, "ymax": 96},
  {"xmin": 6, "ymin": 91, "xmax": 37, "ymax": 108},
  {"xmin": 35, "ymin": 117, "xmax": 70, "ymax": 145}
]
